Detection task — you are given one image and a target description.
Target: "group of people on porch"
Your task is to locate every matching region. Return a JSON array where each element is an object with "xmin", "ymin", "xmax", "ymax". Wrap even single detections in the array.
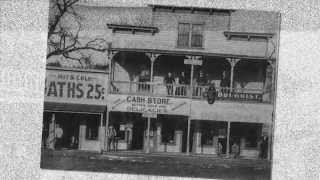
[{"xmin": 136, "ymin": 68, "xmax": 231, "ymax": 97}]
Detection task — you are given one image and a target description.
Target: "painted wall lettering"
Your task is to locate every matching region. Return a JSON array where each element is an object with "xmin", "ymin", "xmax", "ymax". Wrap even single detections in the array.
[{"xmin": 45, "ymin": 69, "xmax": 108, "ymax": 105}]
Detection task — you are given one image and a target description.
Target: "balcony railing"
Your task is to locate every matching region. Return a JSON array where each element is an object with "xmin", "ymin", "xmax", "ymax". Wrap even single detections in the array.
[{"xmin": 110, "ymin": 81, "xmax": 271, "ymax": 103}]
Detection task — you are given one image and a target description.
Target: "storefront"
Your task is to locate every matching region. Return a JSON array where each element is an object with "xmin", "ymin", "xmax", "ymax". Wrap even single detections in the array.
[
  {"xmin": 190, "ymin": 100, "xmax": 273, "ymax": 158},
  {"xmin": 106, "ymin": 94, "xmax": 272, "ymax": 158},
  {"xmin": 107, "ymin": 94, "xmax": 190, "ymax": 153},
  {"xmin": 42, "ymin": 67, "xmax": 108, "ymax": 152}
]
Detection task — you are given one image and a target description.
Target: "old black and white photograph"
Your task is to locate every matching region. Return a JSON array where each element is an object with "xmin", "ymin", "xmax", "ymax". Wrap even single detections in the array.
[{"xmin": 40, "ymin": 0, "xmax": 280, "ymax": 179}]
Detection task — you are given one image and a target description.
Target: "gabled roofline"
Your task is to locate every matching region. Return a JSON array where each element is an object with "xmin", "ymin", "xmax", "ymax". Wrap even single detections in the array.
[
  {"xmin": 107, "ymin": 24, "xmax": 159, "ymax": 35},
  {"xmin": 148, "ymin": 4, "xmax": 235, "ymax": 14}
]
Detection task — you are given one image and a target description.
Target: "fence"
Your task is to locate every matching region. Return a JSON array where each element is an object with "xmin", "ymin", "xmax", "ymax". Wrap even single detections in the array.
[{"xmin": 110, "ymin": 81, "xmax": 271, "ymax": 103}]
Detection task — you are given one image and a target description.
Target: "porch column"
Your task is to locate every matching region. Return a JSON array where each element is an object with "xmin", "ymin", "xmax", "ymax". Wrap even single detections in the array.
[
  {"xmin": 79, "ymin": 119, "xmax": 86, "ymax": 150},
  {"xmin": 267, "ymin": 60, "xmax": 276, "ymax": 103},
  {"xmin": 186, "ymin": 117, "xmax": 191, "ymax": 155},
  {"xmin": 146, "ymin": 117, "xmax": 151, "ymax": 153},
  {"xmin": 226, "ymin": 58, "xmax": 240, "ymax": 89},
  {"xmin": 99, "ymin": 113, "xmax": 105, "ymax": 153},
  {"xmin": 186, "ymin": 56, "xmax": 194, "ymax": 155},
  {"xmin": 192, "ymin": 121, "xmax": 202, "ymax": 154},
  {"xmin": 107, "ymin": 50, "xmax": 117, "ymax": 93},
  {"xmin": 105, "ymin": 109, "xmax": 110, "ymax": 152},
  {"xmin": 47, "ymin": 113, "xmax": 55, "ymax": 149},
  {"xmin": 146, "ymin": 53, "xmax": 160, "ymax": 82},
  {"xmin": 186, "ymin": 55, "xmax": 202, "ymax": 87},
  {"xmin": 269, "ymin": 112, "xmax": 274, "ymax": 160},
  {"xmin": 226, "ymin": 121, "xmax": 231, "ymax": 157},
  {"xmin": 267, "ymin": 60, "xmax": 276, "ymax": 160},
  {"xmin": 184, "ymin": 55, "xmax": 201, "ymax": 155}
]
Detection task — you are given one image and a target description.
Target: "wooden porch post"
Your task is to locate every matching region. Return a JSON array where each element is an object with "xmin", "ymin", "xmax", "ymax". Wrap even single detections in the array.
[
  {"xmin": 187, "ymin": 56, "xmax": 194, "ymax": 155},
  {"xmin": 268, "ymin": 60, "xmax": 276, "ymax": 103},
  {"xmin": 268, "ymin": 60, "xmax": 276, "ymax": 160},
  {"xmin": 105, "ymin": 109, "xmax": 110, "ymax": 152},
  {"xmin": 48, "ymin": 113, "xmax": 55, "ymax": 149},
  {"xmin": 107, "ymin": 50, "xmax": 116, "ymax": 93},
  {"xmin": 190, "ymin": 64, "xmax": 194, "ymax": 88},
  {"xmin": 99, "ymin": 113, "xmax": 104, "ymax": 153},
  {"xmin": 186, "ymin": 117, "xmax": 191, "ymax": 155},
  {"xmin": 185, "ymin": 55, "xmax": 202, "ymax": 155},
  {"xmin": 226, "ymin": 58, "xmax": 240, "ymax": 89},
  {"xmin": 146, "ymin": 53, "xmax": 159, "ymax": 82},
  {"xmin": 226, "ymin": 121, "xmax": 231, "ymax": 157},
  {"xmin": 146, "ymin": 117, "xmax": 151, "ymax": 153}
]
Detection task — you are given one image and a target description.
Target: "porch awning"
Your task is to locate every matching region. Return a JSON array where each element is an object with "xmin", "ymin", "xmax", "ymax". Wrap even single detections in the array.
[
  {"xmin": 190, "ymin": 101, "xmax": 274, "ymax": 124},
  {"xmin": 44, "ymin": 102, "xmax": 107, "ymax": 113},
  {"xmin": 108, "ymin": 47, "xmax": 275, "ymax": 61}
]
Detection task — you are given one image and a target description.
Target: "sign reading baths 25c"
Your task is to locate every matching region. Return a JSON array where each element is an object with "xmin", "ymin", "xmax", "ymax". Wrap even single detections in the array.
[
  {"xmin": 109, "ymin": 95, "xmax": 189, "ymax": 115},
  {"xmin": 44, "ymin": 69, "xmax": 108, "ymax": 105}
]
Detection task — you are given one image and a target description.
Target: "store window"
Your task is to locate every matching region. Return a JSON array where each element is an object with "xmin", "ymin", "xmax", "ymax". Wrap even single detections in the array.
[
  {"xmin": 86, "ymin": 118, "xmax": 99, "ymax": 140},
  {"xmin": 177, "ymin": 23, "xmax": 204, "ymax": 48}
]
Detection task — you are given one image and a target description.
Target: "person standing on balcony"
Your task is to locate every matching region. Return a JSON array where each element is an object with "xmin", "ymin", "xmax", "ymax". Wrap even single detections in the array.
[
  {"xmin": 220, "ymin": 71, "xmax": 230, "ymax": 94},
  {"xmin": 164, "ymin": 72, "xmax": 175, "ymax": 96},
  {"xmin": 176, "ymin": 71, "xmax": 187, "ymax": 96},
  {"xmin": 138, "ymin": 69, "xmax": 150, "ymax": 92},
  {"xmin": 197, "ymin": 70, "xmax": 208, "ymax": 97},
  {"xmin": 206, "ymin": 81, "xmax": 217, "ymax": 104}
]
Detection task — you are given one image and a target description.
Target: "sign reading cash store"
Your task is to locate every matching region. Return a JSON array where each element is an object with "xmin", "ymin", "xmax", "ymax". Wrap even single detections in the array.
[
  {"xmin": 108, "ymin": 94, "xmax": 190, "ymax": 116},
  {"xmin": 44, "ymin": 68, "xmax": 108, "ymax": 106}
]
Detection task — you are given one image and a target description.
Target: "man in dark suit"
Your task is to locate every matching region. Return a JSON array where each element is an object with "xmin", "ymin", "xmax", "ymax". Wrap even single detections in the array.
[
  {"xmin": 164, "ymin": 72, "xmax": 175, "ymax": 96},
  {"xmin": 220, "ymin": 71, "xmax": 230, "ymax": 95}
]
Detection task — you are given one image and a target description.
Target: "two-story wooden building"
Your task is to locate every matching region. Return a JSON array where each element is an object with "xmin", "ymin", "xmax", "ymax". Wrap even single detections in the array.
[{"xmin": 43, "ymin": 2, "xmax": 279, "ymax": 159}]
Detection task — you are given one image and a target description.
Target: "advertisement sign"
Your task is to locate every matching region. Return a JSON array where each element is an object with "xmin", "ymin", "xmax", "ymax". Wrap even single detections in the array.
[
  {"xmin": 184, "ymin": 59, "xmax": 202, "ymax": 65},
  {"xmin": 142, "ymin": 112, "xmax": 157, "ymax": 118},
  {"xmin": 190, "ymin": 100, "xmax": 273, "ymax": 123},
  {"xmin": 108, "ymin": 94, "xmax": 189, "ymax": 115},
  {"xmin": 44, "ymin": 68, "xmax": 108, "ymax": 105},
  {"xmin": 217, "ymin": 91, "xmax": 263, "ymax": 102}
]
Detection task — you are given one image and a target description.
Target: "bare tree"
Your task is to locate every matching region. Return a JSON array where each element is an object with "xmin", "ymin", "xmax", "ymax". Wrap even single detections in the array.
[{"xmin": 47, "ymin": 0, "xmax": 107, "ymax": 67}]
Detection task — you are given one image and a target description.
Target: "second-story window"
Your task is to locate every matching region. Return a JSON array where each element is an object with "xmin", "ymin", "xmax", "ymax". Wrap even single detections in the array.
[{"xmin": 177, "ymin": 23, "xmax": 204, "ymax": 48}]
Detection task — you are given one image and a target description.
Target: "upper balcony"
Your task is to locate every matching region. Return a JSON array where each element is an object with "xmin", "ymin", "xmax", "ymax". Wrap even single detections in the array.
[
  {"xmin": 110, "ymin": 81, "xmax": 270, "ymax": 103},
  {"xmin": 108, "ymin": 50, "xmax": 275, "ymax": 104}
]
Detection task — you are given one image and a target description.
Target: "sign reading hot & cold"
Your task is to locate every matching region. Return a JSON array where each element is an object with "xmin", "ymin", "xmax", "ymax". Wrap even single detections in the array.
[{"xmin": 44, "ymin": 69, "xmax": 108, "ymax": 105}]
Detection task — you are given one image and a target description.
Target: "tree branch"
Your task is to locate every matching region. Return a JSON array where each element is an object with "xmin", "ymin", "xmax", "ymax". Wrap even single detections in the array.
[{"xmin": 47, "ymin": 0, "xmax": 108, "ymax": 68}]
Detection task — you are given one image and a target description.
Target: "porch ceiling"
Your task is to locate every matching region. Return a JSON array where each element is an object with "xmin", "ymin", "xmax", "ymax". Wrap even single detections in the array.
[
  {"xmin": 109, "ymin": 47, "xmax": 275, "ymax": 61},
  {"xmin": 44, "ymin": 102, "xmax": 106, "ymax": 114}
]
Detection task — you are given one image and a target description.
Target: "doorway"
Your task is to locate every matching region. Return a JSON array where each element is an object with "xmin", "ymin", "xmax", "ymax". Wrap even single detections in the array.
[
  {"xmin": 131, "ymin": 113, "xmax": 145, "ymax": 150},
  {"xmin": 54, "ymin": 113, "xmax": 81, "ymax": 149}
]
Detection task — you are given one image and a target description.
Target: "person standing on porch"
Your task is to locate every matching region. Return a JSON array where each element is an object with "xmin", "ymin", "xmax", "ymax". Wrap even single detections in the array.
[
  {"xmin": 107, "ymin": 125, "xmax": 117, "ymax": 151},
  {"xmin": 177, "ymin": 71, "xmax": 187, "ymax": 96},
  {"xmin": 164, "ymin": 72, "xmax": 175, "ymax": 96},
  {"xmin": 54, "ymin": 124, "xmax": 63, "ymax": 149},
  {"xmin": 260, "ymin": 135, "xmax": 268, "ymax": 159},
  {"xmin": 197, "ymin": 70, "xmax": 208, "ymax": 97},
  {"xmin": 220, "ymin": 71, "xmax": 230, "ymax": 94},
  {"xmin": 138, "ymin": 68, "xmax": 150, "ymax": 92},
  {"xmin": 217, "ymin": 141, "xmax": 223, "ymax": 156},
  {"xmin": 206, "ymin": 81, "xmax": 217, "ymax": 104},
  {"xmin": 231, "ymin": 142, "xmax": 240, "ymax": 158}
]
